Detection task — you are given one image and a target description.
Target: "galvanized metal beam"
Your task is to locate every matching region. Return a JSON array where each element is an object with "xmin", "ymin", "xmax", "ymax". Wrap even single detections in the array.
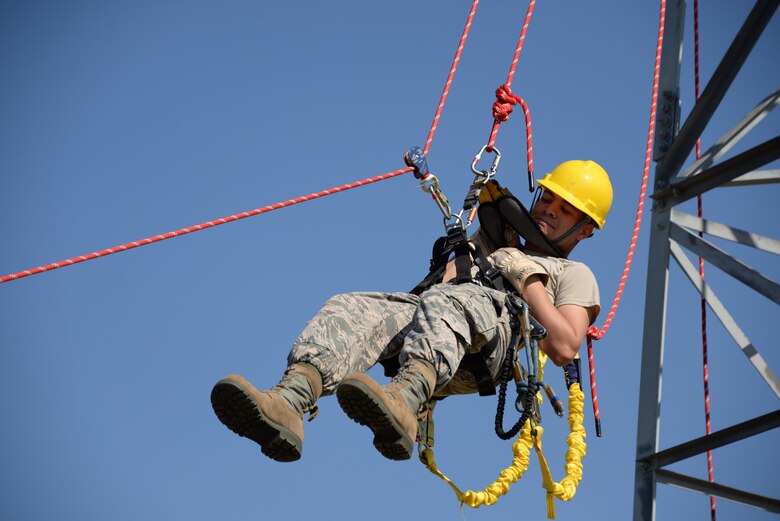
[
  {"xmin": 724, "ymin": 169, "xmax": 780, "ymax": 187},
  {"xmin": 652, "ymin": 0, "xmax": 687, "ymax": 164},
  {"xmin": 652, "ymin": 135, "xmax": 780, "ymax": 206},
  {"xmin": 635, "ymin": 2, "xmax": 780, "ymax": 520},
  {"xmin": 634, "ymin": 2, "xmax": 687, "ymax": 517},
  {"xmin": 679, "ymin": 86, "xmax": 780, "ymax": 179},
  {"xmin": 655, "ymin": 469, "xmax": 780, "ymax": 513},
  {"xmin": 669, "ymin": 221, "xmax": 780, "ymax": 304},
  {"xmin": 634, "ymin": 209, "xmax": 673, "ymax": 521},
  {"xmin": 669, "ymin": 241, "xmax": 780, "ymax": 397},
  {"xmin": 654, "ymin": 0, "xmax": 780, "ymax": 182},
  {"xmin": 639, "ymin": 410, "xmax": 780, "ymax": 470},
  {"xmin": 672, "ymin": 210, "xmax": 780, "ymax": 255}
]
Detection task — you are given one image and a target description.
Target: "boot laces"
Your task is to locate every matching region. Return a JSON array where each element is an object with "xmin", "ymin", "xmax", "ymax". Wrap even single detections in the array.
[
  {"xmin": 271, "ymin": 370, "xmax": 320, "ymax": 421},
  {"xmin": 390, "ymin": 364, "xmax": 410, "ymax": 386}
]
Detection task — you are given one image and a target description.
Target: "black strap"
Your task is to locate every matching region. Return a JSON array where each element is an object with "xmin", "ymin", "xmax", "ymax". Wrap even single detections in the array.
[
  {"xmin": 452, "ymin": 245, "xmax": 472, "ymax": 285},
  {"xmin": 441, "ymin": 226, "xmax": 473, "ymax": 285},
  {"xmin": 473, "ymin": 255, "xmax": 509, "ymax": 293},
  {"xmin": 477, "ymin": 194, "xmax": 564, "ymax": 257},
  {"xmin": 379, "ymin": 340, "xmax": 497, "ymax": 397},
  {"xmin": 408, "ymin": 181, "xmax": 560, "ymax": 397},
  {"xmin": 409, "ymin": 226, "xmax": 475, "ymax": 294},
  {"xmin": 410, "ymin": 236, "xmax": 452, "ymax": 295},
  {"xmin": 458, "ymin": 337, "xmax": 499, "ymax": 396},
  {"xmin": 476, "ymin": 203, "xmax": 507, "ymax": 252}
]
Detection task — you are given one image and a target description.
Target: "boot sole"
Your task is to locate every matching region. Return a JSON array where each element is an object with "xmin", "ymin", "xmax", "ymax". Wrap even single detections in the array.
[
  {"xmin": 336, "ymin": 380, "xmax": 414, "ymax": 460},
  {"xmin": 211, "ymin": 379, "xmax": 302, "ymax": 462}
]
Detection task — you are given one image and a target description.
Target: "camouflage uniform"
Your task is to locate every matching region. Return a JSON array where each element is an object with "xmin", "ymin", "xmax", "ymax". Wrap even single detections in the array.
[
  {"xmin": 288, "ymin": 230, "xmax": 600, "ymax": 397},
  {"xmin": 288, "ymin": 283, "xmax": 513, "ymax": 396}
]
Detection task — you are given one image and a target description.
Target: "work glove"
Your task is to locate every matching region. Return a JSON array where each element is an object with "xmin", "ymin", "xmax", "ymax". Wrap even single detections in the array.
[{"xmin": 488, "ymin": 247, "xmax": 549, "ymax": 294}]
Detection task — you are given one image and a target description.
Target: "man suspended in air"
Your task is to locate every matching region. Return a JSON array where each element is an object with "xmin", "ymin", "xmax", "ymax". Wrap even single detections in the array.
[{"xmin": 210, "ymin": 159, "xmax": 613, "ymax": 462}]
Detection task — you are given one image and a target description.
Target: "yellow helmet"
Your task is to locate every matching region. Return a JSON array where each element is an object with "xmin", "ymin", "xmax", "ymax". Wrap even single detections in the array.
[{"xmin": 537, "ymin": 160, "xmax": 613, "ymax": 229}]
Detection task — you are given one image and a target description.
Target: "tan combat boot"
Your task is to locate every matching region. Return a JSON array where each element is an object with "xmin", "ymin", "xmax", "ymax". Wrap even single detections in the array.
[
  {"xmin": 336, "ymin": 358, "xmax": 437, "ymax": 460},
  {"xmin": 211, "ymin": 363, "xmax": 323, "ymax": 462}
]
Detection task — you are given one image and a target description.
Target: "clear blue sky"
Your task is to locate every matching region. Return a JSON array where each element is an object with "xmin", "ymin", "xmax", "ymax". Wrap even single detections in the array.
[{"xmin": 1, "ymin": 1, "xmax": 778, "ymax": 520}]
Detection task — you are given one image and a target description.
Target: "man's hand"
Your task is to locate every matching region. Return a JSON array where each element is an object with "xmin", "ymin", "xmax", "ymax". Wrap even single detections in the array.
[{"xmin": 488, "ymin": 247, "xmax": 549, "ymax": 294}]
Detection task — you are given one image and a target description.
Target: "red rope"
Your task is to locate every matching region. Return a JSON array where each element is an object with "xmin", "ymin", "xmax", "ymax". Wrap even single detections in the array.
[
  {"xmin": 0, "ymin": 167, "xmax": 412, "ymax": 284},
  {"xmin": 489, "ymin": 84, "xmax": 534, "ymax": 175},
  {"xmin": 584, "ymin": 340, "xmax": 602, "ymax": 434},
  {"xmin": 694, "ymin": 0, "xmax": 717, "ymax": 518},
  {"xmin": 585, "ymin": 0, "xmax": 667, "ymax": 435},
  {"xmin": 1, "ymin": 0, "xmax": 486, "ymax": 285},
  {"xmin": 485, "ymin": 0, "xmax": 536, "ymax": 173},
  {"xmin": 423, "ymin": 0, "xmax": 480, "ymax": 156}
]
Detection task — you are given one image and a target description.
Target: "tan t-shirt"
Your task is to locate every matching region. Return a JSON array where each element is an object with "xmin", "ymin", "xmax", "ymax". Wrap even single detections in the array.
[
  {"xmin": 522, "ymin": 252, "xmax": 600, "ymax": 324},
  {"xmin": 470, "ymin": 227, "xmax": 601, "ymax": 324}
]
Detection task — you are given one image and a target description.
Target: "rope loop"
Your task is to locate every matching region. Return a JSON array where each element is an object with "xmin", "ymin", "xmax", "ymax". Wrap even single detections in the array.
[{"xmin": 486, "ymin": 84, "xmax": 533, "ymax": 173}]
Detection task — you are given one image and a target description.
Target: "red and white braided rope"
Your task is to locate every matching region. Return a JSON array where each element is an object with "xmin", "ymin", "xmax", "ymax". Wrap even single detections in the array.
[
  {"xmin": 585, "ymin": 0, "xmax": 668, "ymax": 435},
  {"xmin": 1, "ymin": 0, "xmax": 487, "ymax": 284}
]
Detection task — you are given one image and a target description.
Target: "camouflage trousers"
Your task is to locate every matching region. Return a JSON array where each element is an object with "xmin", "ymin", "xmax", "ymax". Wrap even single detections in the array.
[{"xmin": 288, "ymin": 282, "xmax": 514, "ymax": 396}]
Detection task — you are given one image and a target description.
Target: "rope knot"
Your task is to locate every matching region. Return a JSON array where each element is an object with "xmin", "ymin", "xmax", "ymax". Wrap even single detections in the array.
[
  {"xmin": 492, "ymin": 84, "xmax": 522, "ymax": 122},
  {"xmin": 587, "ymin": 325, "xmax": 604, "ymax": 341}
]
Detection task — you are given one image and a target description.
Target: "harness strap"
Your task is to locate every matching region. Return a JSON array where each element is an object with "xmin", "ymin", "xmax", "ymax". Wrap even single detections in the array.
[
  {"xmin": 474, "ymin": 255, "xmax": 509, "ymax": 293},
  {"xmin": 409, "ymin": 236, "xmax": 451, "ymax": 295},
  {"xmin": 459, "ymin": 337, "xmax": 500, "ymax": 397},
  {"xmin": 407, "ymin": 180, "xmax": 562, "ymax": 396},
  {"xmin": 478, "ymin": 191, "xmax": 564, "ymax": 257},
  {"xmin": 448, "ymin": 227, "xmax": 474, "ymax": 285}
]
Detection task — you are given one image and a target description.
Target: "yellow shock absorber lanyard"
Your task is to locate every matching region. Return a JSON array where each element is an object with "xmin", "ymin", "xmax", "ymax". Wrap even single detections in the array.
[{"xmin": 417, "ymin": 356, "xmax": 588, "ymax": 520}]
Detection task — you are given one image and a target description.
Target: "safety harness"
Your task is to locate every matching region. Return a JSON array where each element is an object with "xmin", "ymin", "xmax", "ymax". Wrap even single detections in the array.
[
  {"xmin": 398, "ymin": 145, "xmax": 566, "ymax": 399},
  {"xmin": 398, "ymin": 146, "xmax": 587, "ymax": 518}
]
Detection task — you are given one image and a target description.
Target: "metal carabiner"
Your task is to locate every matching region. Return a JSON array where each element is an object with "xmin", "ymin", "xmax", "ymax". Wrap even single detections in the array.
[
  {"xmin": 521, "ymin": 304, "xmax": 537, "ymax": 375},
  {"xmin": 420, "ymin": 174, "xmax": 453, "ymax": 221},
  {"xmin": 445, "ymin": 210, "xmax": 466, "ymax": 232},
  {"xmin": 470, "ymin": 144, "xmax": 502, "ymax": 183}
]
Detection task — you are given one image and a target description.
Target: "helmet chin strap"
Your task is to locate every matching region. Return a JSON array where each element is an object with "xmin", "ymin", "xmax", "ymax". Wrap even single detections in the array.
[
  {"xmin": 530, "ymin": 186, "xmax": 543, "ymax": 210},
  {"xmin": 530, "ymin": 186, "xmax": 592, "ymax": 246},
  {"xmin": 551, "ymin": 217, "xmax": 592, "ymax": 245}
]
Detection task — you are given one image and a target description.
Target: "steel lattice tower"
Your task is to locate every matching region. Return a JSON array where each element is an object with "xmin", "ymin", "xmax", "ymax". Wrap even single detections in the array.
[{"xmin": 633, "ymin": 0, "xmax": 780, "ymax": 519}]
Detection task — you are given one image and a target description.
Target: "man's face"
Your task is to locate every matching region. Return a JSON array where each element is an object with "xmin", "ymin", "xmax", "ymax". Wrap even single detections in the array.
[{"xmin": 531, "ymin": 189, "xmax": 590, "ymax": 244}]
